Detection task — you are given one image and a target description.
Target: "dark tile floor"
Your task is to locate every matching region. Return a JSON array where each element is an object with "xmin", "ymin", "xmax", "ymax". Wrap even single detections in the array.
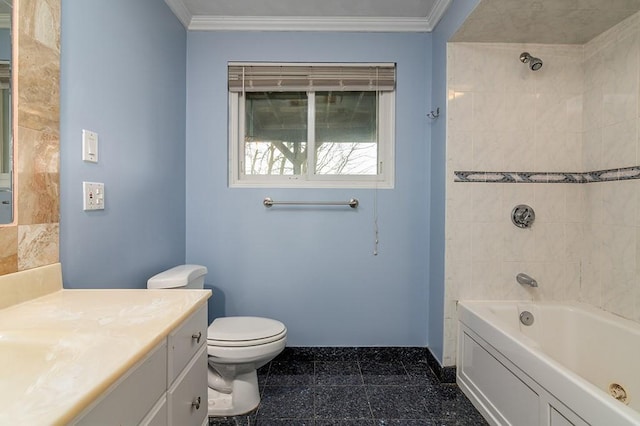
[{"xmin": 208, "ymin": 347, "xmax": 488, "ymax": 426}]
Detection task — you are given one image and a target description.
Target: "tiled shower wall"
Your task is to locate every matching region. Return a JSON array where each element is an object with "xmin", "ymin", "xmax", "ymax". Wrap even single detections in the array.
[
  {"xmin": 581, "ymin": 13, "xmax": 640, "ymax": 321},
  {"xmin": 0, "ymin": 0, "xmax": 61, "ymax": 275},
  {"xmin": 444, "ymin": 11, "xmax": 640, "ymax": 366}
]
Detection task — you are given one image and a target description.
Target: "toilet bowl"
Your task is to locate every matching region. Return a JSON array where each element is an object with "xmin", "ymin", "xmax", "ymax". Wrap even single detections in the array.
[
  {"xmin": 147, "ymin": 265, "xmax": 287, "ymax": 417},
  {"xmin": 206, "ymin": 316, "xmax": 286, "ymax": 416}
]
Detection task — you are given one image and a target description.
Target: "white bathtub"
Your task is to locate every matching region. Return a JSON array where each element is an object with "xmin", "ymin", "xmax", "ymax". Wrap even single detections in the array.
[{"xmin": 457, "ymin": 301, "xmax": 640, "ymax": 426}]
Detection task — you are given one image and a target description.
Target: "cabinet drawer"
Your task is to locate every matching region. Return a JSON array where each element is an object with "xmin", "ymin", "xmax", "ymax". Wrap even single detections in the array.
[
  {"xmin": 168, "ymin": 345, "xmax": 208, "ymax": 426},
  {"xmin": 74, "ymin": 340, "xmax": 167, "ymax": 425},
  {"xmin": 168, "ymin": 305, "xmax": 207, "ymax": 385},
  {"xmin": 141, "ymin": 395, "xmax": 168, "ymax": 426}
]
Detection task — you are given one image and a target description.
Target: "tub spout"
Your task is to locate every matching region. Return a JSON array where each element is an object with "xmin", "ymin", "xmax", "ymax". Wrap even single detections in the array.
[{"xmin": 517, "ymin": 273, "xmax": 538, "ymax": 287}]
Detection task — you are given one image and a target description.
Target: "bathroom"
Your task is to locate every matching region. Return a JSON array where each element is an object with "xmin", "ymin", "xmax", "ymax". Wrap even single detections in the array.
[{"xmin": 1, "ymin": 0, "xmax": 639, "ymax": 424}]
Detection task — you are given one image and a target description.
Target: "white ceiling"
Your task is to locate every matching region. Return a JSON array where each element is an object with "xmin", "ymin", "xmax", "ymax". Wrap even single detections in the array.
[
  {"xmin": 453, "ymin": 0, "xmax": 640, "ymax": 44},
  {"xmin": 165, "ymin": 0, "xmax": 640, "ymax": 43},
  {"xmin": 164, "ymin": 0, "xmax": 452, "ymax": 32}
]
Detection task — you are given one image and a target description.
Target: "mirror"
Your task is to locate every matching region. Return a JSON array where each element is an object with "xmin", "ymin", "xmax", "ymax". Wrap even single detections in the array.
[{"xmin": 0, "ymin": 0, "xmax": 10, "ymax": 224}]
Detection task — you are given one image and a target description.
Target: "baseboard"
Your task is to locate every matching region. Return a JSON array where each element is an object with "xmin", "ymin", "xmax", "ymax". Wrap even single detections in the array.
[
  {"xmin": 426, "ymin": 347, "xmax": 457, "ymax": 384},
  {"xmin": 275, "ymin": 346, "xmax": 457, "ymax": 384}
]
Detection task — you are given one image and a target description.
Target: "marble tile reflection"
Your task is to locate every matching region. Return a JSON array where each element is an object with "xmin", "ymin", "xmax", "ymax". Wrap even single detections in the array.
[
  {"xmin": 17, "ymin": 223, "xmax": 59, "ymax": 271},
  {"xmin": 16, "ymin": 126, "xmax": 59, "ymax": 225},
  {"xmin": 0, "ymin": 226, "xmax": 18, "ymax": 275},
  {"xmin": 1, "ymin": 0, "xmax": 61, "ymax": 277},
  {"xmin": 18, "ymin": 0, "xmax": 60, "ymax": 131}
]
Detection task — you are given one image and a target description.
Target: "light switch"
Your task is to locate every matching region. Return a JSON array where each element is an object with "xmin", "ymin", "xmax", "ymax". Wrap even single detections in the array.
[
  {"xmin": 83, "ymin": 182, "xmax": 105, "ymax": 211},
  {"xmin": 82, "ymin": 129, "xmax": 99, "ymax": 163}
]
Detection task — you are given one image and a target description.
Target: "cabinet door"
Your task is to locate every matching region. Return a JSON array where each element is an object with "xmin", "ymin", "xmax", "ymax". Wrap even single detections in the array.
[
  {"xmin": 168, "ymin": 306, "xmax": 207, "ymax": 385},
  {"xmin": 168, "ymin": 345, "xmax": 208, "ymax": 426},
  {"xmin": 74, "ymin": 340, "xmax": 167, "ymax": 425}
]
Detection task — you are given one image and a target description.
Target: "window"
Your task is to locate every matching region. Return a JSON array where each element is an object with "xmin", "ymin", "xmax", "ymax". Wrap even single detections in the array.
[{"xmin": 228, "ymin": 63, "xmax": 396, "ymax": 188}]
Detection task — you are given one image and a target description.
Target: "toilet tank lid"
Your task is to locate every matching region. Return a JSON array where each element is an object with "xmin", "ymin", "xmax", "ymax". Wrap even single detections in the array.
[{"xmin": 147, "ymin": 264, "xmax": 208, "ymax": 289}]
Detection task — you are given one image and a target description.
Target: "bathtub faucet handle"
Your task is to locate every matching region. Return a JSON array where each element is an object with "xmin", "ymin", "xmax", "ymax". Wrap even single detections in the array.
[{"xmin": 516, "ymin": 273, "xmax": 538, "ymax": 287}]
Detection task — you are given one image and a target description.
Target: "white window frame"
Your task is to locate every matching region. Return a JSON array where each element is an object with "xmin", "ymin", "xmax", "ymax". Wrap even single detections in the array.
[{"xmin": 228, "ymin": 67, "xmax": 395, "ymax": 189}]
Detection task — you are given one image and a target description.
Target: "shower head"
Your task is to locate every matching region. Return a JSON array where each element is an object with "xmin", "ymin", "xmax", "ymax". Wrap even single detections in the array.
[{"xmin": 520, "ymin": 52, "xmax": 543, "ymax": 71}]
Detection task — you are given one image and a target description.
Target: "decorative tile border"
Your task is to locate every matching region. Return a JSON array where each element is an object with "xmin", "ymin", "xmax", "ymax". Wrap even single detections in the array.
[{"xmin": 454, "ymin": 166, "xmax": 640, "ymax": 184}]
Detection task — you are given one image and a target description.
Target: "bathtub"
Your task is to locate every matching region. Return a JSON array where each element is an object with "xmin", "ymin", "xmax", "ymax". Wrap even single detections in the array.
[{"xmin": 457, "ymin": 301, "xmax": 640, "ymax": 426}]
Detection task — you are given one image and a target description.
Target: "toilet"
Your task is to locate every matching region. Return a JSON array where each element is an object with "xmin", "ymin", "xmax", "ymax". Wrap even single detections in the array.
[{"xmin": 147, "ymin": 265, "xmax": 287, "ymax": 417}]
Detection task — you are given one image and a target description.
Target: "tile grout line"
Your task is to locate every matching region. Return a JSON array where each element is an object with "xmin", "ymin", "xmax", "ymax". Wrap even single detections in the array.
[
  {"xmin": 358, "ymin": 359, "xmax": 377, "ymax": 421},
  {"xmin": 312, "ymin": 360, "xmax": 317, "ymax": 421}
]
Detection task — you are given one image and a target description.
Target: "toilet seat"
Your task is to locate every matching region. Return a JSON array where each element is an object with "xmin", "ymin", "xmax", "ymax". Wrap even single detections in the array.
[{"xmin": 207, "ymin": 316, "xmax": 287, "ymax": 347}]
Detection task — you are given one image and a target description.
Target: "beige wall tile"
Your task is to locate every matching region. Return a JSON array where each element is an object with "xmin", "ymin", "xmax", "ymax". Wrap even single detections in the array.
[
  {"xmin": 0, "ymin": 0, "xmax": 60, "ymax": 278},
  {"xmin": 443, "ymin": 32, "xmax": 640, "ymax": 365},
  {"xmin": 0, "ymin": 227, "xmax": 18, "ymax": 275},
  {"xmin": 17, "ymin": 223, "xmax": 59, "ymax": 271},
  {"xmin": 16, "ymin": 126, "xmax": 59, "ymax": 225}
]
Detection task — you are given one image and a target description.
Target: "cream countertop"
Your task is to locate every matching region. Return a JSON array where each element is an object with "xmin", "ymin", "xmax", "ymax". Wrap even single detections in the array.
[{"xmin": 0, "ymin": 288, "xmax": 211, "ymax": 425}]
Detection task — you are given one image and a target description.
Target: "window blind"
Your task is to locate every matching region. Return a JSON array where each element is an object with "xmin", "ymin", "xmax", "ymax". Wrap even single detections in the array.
[
  {"xmin": 228, "ymin": 63, "xmax": 396, "ymax": 92},
  {"xmin": 0, "ymin": 63, "xmax": 9, "ymax": 86}
]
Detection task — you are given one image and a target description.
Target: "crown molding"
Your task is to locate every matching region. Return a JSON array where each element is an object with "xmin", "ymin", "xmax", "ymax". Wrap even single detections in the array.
[
  {"xmin": 164, "ymin": 0, "xmax": 192, "ymax": 28},
  {"xmin": 189, "ymin": 15, "xmax": 433, "ymax": 32},
  {"xmin": 425, "ymin": 0, "xmax": 452, "ymax": 31},
  {"xmin": 168, "ymin": 0, "xmax": 452, "ymax": 32}
]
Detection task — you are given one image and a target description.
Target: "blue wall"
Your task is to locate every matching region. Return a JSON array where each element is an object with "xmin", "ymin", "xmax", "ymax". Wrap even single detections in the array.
[
  {"xmin": 57, "ymin": 0, "xmax": 477, "ymax": 350},
  {"xmin": 186, "ymin": 32, "xmax": 432, "ymax": 346},
  {"xmin": 428, "ymin": 0, "xmax": 480, "ymax": 364},
  {"xmin": 60, "ymin": 0, "xmax": 187, "ymax": 288}
]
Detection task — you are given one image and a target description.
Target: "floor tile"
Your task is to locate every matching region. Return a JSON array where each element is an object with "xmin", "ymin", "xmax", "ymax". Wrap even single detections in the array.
[
  {"xmin": 357, "ymin": 347, "xmax": 431, "ymax": 364},
  {"xmin": 208, "ymin": 347, "xmax": 487, "ymax": 425},
  {"xmin": 426, "ymin": 385, "xmax": 489, "ymax": 425},
  {"xmin": 267, "ymin": 360, "xmax": 314, "ymax": 386},
  {"xmin": 355, "ymin": 347, "xmax": 404, "ymax": 363},
  {"xmin": 394, "ymin": 348, "xmax": 431, "ymax": 364},
  {"xmin": 360, "ymin": 361, "xmax": 409, "ymax": 385},
  {"xmin": 256, "ymin": 386, "xmax": 314, "ymax": 419},
  {"xmin": 313, "ymin": 347, "xmax": 361, "ymax": 361},
  {"xmin": 275, "ymin": 347, "xmax": 316, "ymax": 362},
  {"xmin": 315, "ymin": 386, "xmax": 373, "ymax": 420},
  {"xmin": 403, "ymin": 361, "xmax": 440, "ymax": 386},
  {"xmin": 208, "ymin": 416, "xmax": 252, "ymax": 425},
  {"xmin": 315, "ymin": 361, "xmax": 364, "ymax": 386},
  {"xmin": 366, "ymin": 385, "xmax": 431, "ymax": 419},
  {"xmin": 258, "ymin": 364, "xmax": 271, "ymax": 389}
]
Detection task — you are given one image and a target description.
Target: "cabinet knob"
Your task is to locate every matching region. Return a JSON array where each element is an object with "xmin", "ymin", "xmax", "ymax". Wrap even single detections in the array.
[
  {"xmin": 191, "ymin": 331, "xmax": 202, "ymax": 344},
  {"xmin": 192, "ymin": 396, "xmax": 201, "ymax": 410}
]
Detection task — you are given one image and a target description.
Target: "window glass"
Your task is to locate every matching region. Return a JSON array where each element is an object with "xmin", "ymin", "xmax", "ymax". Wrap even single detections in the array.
[
  {"xmin": 315, "ymin": 91, "xmax": 377, "ymax": 175},
  {"xmin": 228, "ymin": 63, "xmax": 395, "ymax": 188},
  {"xmin": 244, "ymin": 92, "xmax": 308, "ymax": 175}
]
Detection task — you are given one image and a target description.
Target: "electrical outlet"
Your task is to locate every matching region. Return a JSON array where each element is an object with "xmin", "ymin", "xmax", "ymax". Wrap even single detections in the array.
[{"xmin": 83, "ymin": 182, "xmax": 104, "ymax": 211}]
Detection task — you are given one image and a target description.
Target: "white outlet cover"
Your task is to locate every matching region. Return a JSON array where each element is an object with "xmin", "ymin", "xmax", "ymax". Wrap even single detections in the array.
[{"xmin": 83, "ymin": 182, "xmax": 105, "ymax": 211}]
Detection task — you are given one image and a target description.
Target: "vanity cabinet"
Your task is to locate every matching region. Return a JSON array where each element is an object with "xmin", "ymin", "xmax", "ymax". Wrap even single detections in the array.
[
  {"xmin": 73, "ymin": 305, "xmax": 208, "ymax": 426},
  {"xmin": 167, "ymin": 306, "xmax": 208, "ymax": 426}
]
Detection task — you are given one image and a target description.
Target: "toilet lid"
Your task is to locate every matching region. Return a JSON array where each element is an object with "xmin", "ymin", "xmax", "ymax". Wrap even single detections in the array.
[{"xmin": 207, "ymin": 316, "xmax": 286, "ymax": 347}]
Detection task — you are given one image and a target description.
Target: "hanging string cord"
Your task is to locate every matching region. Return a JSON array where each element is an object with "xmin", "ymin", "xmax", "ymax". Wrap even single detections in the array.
[
  {"xmin": 373, "ymin": 67, "xmax": 380, "ymax": 256},
  {"xmin": 373, "ymin": 188, "xmax": 379, "ymax": 256}
]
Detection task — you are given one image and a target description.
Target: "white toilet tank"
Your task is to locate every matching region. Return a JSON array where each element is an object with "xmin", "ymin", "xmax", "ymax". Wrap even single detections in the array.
[{"xmin": 147, "ymin": 264, "xmax": 208, "ymax": 289}]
